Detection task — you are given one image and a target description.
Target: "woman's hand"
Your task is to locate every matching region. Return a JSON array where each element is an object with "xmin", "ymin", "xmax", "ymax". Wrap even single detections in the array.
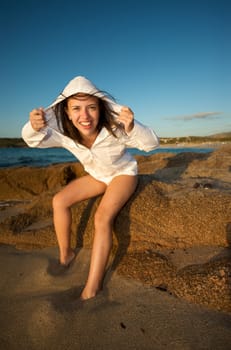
[
  {"xmin": 117, "ymin": 106, "xmax": 134, "ymax": 133},
  {"xmin": 29, "ymin": 108, "xmax": 46, "ymax": 131}
]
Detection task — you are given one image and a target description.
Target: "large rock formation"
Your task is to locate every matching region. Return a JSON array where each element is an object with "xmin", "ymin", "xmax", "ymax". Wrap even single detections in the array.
[{"xmin": 0, "ymin": 145, "xmax": 230, "ymax": 312}]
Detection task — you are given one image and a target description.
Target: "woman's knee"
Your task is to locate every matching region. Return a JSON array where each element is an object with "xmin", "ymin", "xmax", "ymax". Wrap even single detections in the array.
[
  {"xmin": 94, "ymin": 208, "xmax": 114, "ymax": 230},
  {"xmin": 52, "ymin": 191, "xmax": 67, "ymax": 210}
]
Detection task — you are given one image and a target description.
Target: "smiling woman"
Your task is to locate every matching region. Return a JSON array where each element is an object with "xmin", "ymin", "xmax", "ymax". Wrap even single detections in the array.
[
  {"xmin": 54, "ymin": 93, "xmax": 124, "ymax": 147},
  {"xmin": 21, "ymin": 75, "xmax": 159, "ymax": 301},
  {"xmin": 60, "ymin": 94, "xmax": 100, "ymax": 148}
]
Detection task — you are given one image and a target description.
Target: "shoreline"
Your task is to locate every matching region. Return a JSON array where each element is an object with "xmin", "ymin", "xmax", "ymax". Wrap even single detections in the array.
[
  {"xmin": 0, "ymin": 139, "xmax": 230, "ymax": 149},
  {"xmin": 0, "ymin": 142, "xmax": 223, "ymax": 169},
  {"xmin": 159, "ymin": 141, "xmax": 228, "ymax": 149}
]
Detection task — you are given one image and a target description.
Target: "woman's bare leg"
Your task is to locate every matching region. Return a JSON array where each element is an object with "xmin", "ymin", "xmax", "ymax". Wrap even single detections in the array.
[
  {"xmin": 81, "ymin": 175, "xmax": 138, "ymax": 300},
  {"xmin": 52, "ymin": 175, "xmax": 106, "ymax": 265}
]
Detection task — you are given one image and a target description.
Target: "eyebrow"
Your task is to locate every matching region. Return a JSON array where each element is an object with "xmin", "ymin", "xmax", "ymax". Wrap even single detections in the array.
[{"xmin": 70, "ymin": 102, "xmax": 98, "ymax": 108}]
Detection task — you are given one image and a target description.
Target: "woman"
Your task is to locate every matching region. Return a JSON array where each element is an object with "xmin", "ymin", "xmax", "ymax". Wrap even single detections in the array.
[{"xmin": 22, "ymin": 76, "xmax": 159, "ymax": 300}]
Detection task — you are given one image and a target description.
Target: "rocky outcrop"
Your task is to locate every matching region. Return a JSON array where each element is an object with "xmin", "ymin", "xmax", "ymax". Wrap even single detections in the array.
[{"xmin": 0, "ymin": 145, "xmax": 230, "ymax": 312}]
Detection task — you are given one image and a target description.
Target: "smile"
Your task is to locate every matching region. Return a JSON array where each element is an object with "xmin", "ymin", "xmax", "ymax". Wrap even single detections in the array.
[{"xmin": 80, "ymin": 122, "xmax": 91, "ymax": 126}]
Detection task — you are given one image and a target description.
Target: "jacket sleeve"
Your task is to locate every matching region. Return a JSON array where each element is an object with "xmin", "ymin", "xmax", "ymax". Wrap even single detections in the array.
[
  {"xmin": 123, "ymin": 120, "xmax": 159, "ymax": 152},
  {"xmin": 21, "ymin": 122, "xmax": 60, "ymax": 148}
]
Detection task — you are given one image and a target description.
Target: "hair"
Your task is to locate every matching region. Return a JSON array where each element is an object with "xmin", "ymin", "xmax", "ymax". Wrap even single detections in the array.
[{"xmin": 54, "ymin": 92, "xmax": 124, "ymax": 144}]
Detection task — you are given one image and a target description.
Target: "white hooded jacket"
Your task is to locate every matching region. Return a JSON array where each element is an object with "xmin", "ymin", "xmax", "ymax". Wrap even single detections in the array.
[{"xmin": 22, "ymin": 76, "xmax": 159, "ymax": 184}]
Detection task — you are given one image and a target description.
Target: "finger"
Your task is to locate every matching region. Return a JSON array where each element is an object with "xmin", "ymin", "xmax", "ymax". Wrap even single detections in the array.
[
  {"xmin": 30, "ymin": 114, "xmax": 46, "ymax": 130},
  {"xmin": 31, "ymin": 108, "xmax": 44, "ymax": 116},
  {"xmin": 119, "ymin": 110, "xmax": 134, "ymax": 122},
  {"xmin": 31, "ymin": 116, "xmax": 44, "ymax": 122},
  {"xmin": 117, "ymin": 116, "xmax": 132, "ymax": 125},
  {"xmin": 30, "ymin": 109, "xmax": 45, "ymax": 122},
  {"xmin": 121, "ymin": 106, "xmax": 133, "ymax": 113}
]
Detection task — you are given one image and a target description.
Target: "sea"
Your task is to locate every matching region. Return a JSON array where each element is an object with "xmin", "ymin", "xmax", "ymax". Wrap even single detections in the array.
[{"xmin": 0, "ymin": 146, "xmax": 214, "ymax": 168}]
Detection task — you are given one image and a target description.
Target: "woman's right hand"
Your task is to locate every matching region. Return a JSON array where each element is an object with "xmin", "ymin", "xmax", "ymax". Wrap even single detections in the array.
[{"xmin": 29, "ymin": 108, "xmax": 46, "ymax": 131}]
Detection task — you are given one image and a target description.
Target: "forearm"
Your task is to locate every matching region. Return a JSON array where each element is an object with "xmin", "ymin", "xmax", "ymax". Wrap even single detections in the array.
[
  {"xmin": 125, "ymin": 120, "xmax": 159, "ymax": 152},
  {"xmin": 21, "ymin": 122, "xmax": 56, "ymax": 148}
]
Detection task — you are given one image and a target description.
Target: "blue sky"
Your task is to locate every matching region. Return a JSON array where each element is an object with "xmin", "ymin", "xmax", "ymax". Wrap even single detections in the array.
[{"xmin": 0, "ymin": 0, "xmax": 230, "ymax": 138}]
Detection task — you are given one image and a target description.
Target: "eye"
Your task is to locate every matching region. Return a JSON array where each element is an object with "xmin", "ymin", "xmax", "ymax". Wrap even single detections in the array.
[
  {"xmin": 88, "ymin": 105, "xmax": 97, "ymax": 111},
  {"xmin": 72, "ymin": 106, "xmax": 80, "ymax": 111}
]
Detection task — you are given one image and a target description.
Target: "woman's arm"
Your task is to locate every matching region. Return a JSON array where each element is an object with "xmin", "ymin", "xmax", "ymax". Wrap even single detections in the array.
[
  {"xmin": 21, "ymin": 108, "xmax": 60, "ymax": 148},
  {"xmin": 117, "ymin": 106, "xmax": 159, "ymax": 152},
  {"xmin": 124, "ymin": 120, "xmax": 159, "ymax": 152}
]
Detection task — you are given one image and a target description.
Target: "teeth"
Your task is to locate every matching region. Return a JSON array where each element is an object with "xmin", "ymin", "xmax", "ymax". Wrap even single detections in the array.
[{"xmin": 80, "ymin": 122, "xmax": 91, "ymax": 126}]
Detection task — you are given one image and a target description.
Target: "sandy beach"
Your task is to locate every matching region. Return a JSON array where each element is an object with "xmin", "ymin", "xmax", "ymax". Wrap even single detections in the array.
[
  {"xmin": 0, "ymin": 144, "xmax": 231, "ymax": 349},
  {"xmin": 1, "ymin": 244, "xmax": 231, "ymax": 350}
]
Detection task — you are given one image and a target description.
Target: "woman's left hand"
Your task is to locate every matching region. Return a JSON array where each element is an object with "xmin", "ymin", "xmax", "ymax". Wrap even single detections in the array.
[{"xmin": 117, "ymin": 106, "xmax": 134, "ymax": 133}]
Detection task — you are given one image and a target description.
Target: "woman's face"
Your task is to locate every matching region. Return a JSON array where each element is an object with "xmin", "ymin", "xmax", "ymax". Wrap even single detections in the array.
[{"xmin": 65, "ymin": 94, "xmax": 100, "ymax": 140}]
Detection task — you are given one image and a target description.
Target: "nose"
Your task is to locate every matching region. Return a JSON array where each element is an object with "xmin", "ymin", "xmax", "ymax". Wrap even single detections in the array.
[{"xmin": 81, "ymin": 107, "xmax": 90, "ymax": 119}]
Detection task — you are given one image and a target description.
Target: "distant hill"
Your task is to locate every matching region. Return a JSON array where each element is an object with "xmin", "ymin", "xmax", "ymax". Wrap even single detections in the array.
[
  {"xmin": 0, "ymin": 138, "xmax": 27, "ymax": 147},
  {"xmin": 208, "ymin": 132, "xmax": 231, "ymax": 139},
  {"xmin": 0, "ymin": 131, "xmax": 230, "ymax": 148},
  {"xmin": 160, "ymin": 131, "xmax": 231, "ymax": 144}
]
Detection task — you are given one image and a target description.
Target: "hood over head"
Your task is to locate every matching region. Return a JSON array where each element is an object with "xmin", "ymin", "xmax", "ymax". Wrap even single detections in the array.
[{"xmin": 44, "ymin": 76, "xmax": 122, "ymax": 131}]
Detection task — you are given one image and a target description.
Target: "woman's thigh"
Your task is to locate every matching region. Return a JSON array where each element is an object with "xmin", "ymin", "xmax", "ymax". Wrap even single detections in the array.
[
  {"xmin": 54, "ymin": 175, "xmax": 107, "ymax": 207},
  {"xmin": 96, "ymin": 175, "xmax": 138, "ymax": 221}
]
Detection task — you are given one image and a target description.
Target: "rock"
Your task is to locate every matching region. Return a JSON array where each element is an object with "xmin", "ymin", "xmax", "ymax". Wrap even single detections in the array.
[{"xmin": 0, "ymin": 144, "xmax": 231, "ymax": 312}]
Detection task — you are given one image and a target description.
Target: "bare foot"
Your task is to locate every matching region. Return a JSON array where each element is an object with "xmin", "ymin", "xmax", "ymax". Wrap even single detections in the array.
[
  {"xmin": 80, "ymin": 285, "xmax": 103, "ymax": 300},
  {"xmin": 60, "ymin": 249, "xmax": 76, "ymax": 266},
  {"xmin": 47, "ymin": 250, "xmax": 76, "ymax": 277},
  {"xmin": 80, "ymin": 289, "xmax": 97, "ymax": 301}
]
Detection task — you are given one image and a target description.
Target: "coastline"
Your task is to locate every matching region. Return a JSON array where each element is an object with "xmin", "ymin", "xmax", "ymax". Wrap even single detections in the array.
[
  {"xmin": 0, "ymin": 135, "xmax": 230, "ymax": 149},
  {"xmin": 159, "ymin": 141, "xmax": 228, "ymax": 149},
  {"xmin": 0, "ymin": 142, "xmax": 222, "ymax": 169}
]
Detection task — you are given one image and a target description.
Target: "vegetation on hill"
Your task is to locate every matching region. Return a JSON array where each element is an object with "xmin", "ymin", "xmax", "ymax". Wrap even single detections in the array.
[
  {"xmin": 0, "ymin": 132, "xmax": 230, "ymax": 147},
  {"xmin": 0, "ymin": 138, "xmax": 27, "ymax": 147},
  {"xmin": 160, "ymin": 133, "xmax": 231, "ymax": 144}
]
